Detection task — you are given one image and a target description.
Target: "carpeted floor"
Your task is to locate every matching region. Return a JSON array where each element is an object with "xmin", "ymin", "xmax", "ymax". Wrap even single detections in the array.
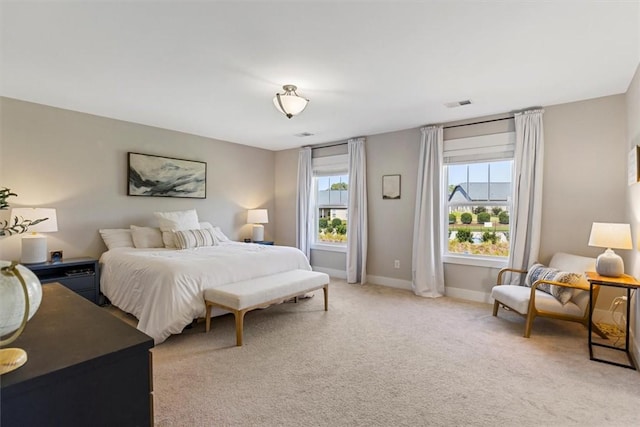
[{"xmin": 107, "ymin": 279, "xmax": 640, "ymax": 426}]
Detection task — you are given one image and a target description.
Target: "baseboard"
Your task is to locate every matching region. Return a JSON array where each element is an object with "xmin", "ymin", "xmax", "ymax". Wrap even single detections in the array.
[
  {"xmin": 366, "ymin": 275, "xmax": 413, "ymax": 290},
  {"xmin": 444, "ymin": 287, "xmax": 492, "ymax": 303},
  {"xmin": 312, "ymin": 266, "xmax": 347, "ymax": 280}
]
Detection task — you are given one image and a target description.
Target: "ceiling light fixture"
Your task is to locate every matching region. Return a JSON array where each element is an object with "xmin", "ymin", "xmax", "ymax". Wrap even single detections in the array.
[{"xmin": 273, "ymin": 85, "xmax": 309, "ymax": 119}]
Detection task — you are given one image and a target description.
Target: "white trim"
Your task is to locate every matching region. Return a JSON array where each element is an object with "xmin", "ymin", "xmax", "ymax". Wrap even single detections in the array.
[
  {"xmin": 443, "ymin": 254, "xmax": 508, "ymax": 269},
  {"xmin": 312, "ymin": 266, "xmax": 346, "ymax": 280},
  {"xmin": 311, "ymin": 243, "xmax": 346, "ymax": 253},
  {"xmin": 445, "ymin": 287, "xmax": 492, "ymax": 303},
  {"xmin": 366, "ymin": 274, "xmax": 412, "ymax": 290}
]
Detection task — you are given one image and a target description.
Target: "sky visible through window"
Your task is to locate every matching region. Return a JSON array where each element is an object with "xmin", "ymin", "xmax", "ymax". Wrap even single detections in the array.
[
  {"xmin": 317, "ymin": 175, "xmax": 348, "ymax": 190},
  {"xmin": 448, "ymin": 161, "xmax": 511, "ymax": 187}
]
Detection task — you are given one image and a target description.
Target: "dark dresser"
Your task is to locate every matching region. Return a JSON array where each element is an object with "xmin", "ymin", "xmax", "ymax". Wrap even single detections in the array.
[{"xmin": 0, "ymin": 283, "xmax": 154, "ymax": 426}]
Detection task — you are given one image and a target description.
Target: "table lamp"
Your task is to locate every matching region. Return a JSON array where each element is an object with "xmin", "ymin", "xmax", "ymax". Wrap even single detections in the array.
[
  {"xmin": 11, "ymin": 208, "xmax": 58, "ymax": 264},
  {"xmin": 588, "ymin": 222, "xmax": 632, "ymax": 277},
  {"xmin": 247, "ymin": 209, "xmax": 268, "ymax": 242}
]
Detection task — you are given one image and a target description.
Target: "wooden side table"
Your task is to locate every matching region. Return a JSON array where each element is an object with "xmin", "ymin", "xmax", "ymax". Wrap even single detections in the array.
[{"xmin": 585, "ymin": 271, "xmax": 640, "ymax": 369}]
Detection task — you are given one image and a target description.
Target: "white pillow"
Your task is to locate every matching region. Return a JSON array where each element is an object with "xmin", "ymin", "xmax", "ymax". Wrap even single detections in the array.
[
  {"xmin": 200, "ymin": 222, "xmax": 231, "ymax": 242},
  {"xmin": 154, "ymin": 209, "xmax": 200, "ymax": 248},
  {"xmin": 174, "ymin": 228, "xmax": 217, "ymax": 249},
  {"xmin": 99, "ymin": 229, "xmax": 134, "ymax": 250},
  {"xmin": 130, "ymin": 225, "xmax": 164, "ymax": 248}
]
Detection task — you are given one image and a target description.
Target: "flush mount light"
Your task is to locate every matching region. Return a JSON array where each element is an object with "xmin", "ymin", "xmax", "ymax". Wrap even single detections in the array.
[{"xmin": 273, "ymin": 85, "xmax": 309, "ymax": 119}]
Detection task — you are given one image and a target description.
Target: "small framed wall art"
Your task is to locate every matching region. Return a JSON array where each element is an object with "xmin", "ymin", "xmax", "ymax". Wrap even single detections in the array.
[
  {"xmin": 382, "ymin": 174, "xmax": 401, "ymax": 199},
  {"xmin": 128, "ymin": 152, "xmax": 207, "ymax": 198}
]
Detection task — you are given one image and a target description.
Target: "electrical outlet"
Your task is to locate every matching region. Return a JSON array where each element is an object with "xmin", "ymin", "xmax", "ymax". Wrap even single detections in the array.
[{"xmin": 394, "ymin": 260, "xmax": 400, "ymax": 269}]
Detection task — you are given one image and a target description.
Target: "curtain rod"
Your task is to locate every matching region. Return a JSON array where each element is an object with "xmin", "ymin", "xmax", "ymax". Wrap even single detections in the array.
[
  {"xmin": 309, "ymin": 142, "xmax": 347, "ymax": 150},
  {"xmin": 443, "ymin": 116, "xmax": 514, "ymax": 130}
]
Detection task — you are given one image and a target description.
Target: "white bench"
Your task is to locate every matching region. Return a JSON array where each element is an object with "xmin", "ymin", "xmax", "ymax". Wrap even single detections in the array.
[{"xmin": 204, "ymin": 269, "xmax": 330, "ymax": 346}]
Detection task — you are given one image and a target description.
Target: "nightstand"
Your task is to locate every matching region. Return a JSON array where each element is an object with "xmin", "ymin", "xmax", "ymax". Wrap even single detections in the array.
[
  {"xmin": 585, "ymin": 271, "xmax": 640, "ymax": 369},
  {"xmin": 253, "ymin": 241, "xmax": 274, "ymax": 245},
  {"xmin": 26, "ymin": 257, "xmax": 99, "ymax": 304}
]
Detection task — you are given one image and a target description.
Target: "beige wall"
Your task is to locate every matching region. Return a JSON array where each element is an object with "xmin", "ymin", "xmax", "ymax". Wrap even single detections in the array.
[
  {"xmin": 625, "ymin": 63, "xmax": 640, "ymax": 363},
  {"xmin": 274, "ymin": 148, "xmax": 297, "ymax": 246},
  {"xmin": 274, "ymin": 95, "xmax": 628, "ymax": 302},
  {"xmin": 0, "ymin": 97, "xmax": 275, "ymax": 260}
]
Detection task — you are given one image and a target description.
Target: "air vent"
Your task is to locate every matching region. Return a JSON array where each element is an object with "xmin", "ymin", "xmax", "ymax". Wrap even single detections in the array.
[
  {"xmin": 444, "ymin": 100, "xmax": 472, "ymax": 108},
  {"xmin": 294, "ymin": 132, "xmax": 314, "ymax": 137}
]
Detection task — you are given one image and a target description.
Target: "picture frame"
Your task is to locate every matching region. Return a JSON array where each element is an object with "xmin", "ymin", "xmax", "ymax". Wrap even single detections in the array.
[
  {"xmin": 127, "ymin": 152, "xmax": 206, "ymax": 198},
  {"xmin": 382, "ymin": 174, "xmax": 401, "ymax": 199},
  {"xmin": 50, "ymin": 250, "xmax": 63, "ymax": 263}
]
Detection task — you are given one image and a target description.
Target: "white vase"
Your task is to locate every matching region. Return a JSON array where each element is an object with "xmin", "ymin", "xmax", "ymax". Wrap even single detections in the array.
[{"xmin": 0, "ymin": 261, "xmax": 42, "ymax": 339}]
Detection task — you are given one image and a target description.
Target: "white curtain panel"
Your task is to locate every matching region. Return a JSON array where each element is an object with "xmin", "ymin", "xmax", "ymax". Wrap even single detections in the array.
[
  {"xmin": 347, "ymin": 137, "xmax": 368, "ymax": 284},
  {"xmin": 412, "ymin": 126, "xmax": 445, "ymax": 297},
  {"xmin": 296, "ymin": 147, "xmax": 313, "ymax": 259},
  {"xmin": 507, "ymin": 109, "xmax": 545, "ymax": 283}
]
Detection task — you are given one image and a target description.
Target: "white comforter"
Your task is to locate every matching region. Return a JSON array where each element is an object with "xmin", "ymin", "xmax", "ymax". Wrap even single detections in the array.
[{"xmin": 99, "ymin": 242, "xmax": 311, "ymax": 343}]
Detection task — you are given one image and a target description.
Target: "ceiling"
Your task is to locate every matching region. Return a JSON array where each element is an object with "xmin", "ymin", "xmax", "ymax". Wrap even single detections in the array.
[{"xmin": 1, "ymin": 1, "xmax": 639, "ymax": 151}]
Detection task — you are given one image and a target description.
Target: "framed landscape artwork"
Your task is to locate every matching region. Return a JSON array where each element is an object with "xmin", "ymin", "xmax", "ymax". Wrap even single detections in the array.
[
  {"xmin": 127, "ymin": 152, "xmax": 206, "ymax": 198},
  {"xmin": 382, "ymin": 174, "xmax": 401, "ymax": 199}
]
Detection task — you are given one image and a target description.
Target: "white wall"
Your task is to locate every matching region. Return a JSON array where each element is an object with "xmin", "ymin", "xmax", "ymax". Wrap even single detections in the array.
[
  {"xmin": 0, "ymin": 97, "xmax": 276, "ymax": 260},
  {"xmin": 625, "ymin": 63, "xmax": 640, "ymax": 363}
]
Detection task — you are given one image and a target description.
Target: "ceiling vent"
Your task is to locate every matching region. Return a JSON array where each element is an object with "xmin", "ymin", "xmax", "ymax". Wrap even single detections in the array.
[
  {"xmin": 294, "ymin": 132, "xmax": 314, "ymax": 137},
  {"xmin": 444, "ymin": 100, "xmax": 472, "ymax": 108}
]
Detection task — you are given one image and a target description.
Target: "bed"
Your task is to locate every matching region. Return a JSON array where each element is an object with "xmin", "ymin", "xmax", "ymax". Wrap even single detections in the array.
[{"xmin": 99, "ymin": 242, "xmax": 311, "ymax": 344}]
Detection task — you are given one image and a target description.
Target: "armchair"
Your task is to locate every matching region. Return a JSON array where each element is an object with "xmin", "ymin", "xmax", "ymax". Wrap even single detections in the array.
[{"xmin": 491, "ymin": 252, "xmax": 605, "ymax": 338}]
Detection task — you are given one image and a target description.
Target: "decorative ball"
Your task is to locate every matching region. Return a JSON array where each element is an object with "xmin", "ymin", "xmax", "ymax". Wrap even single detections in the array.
[{"xmin": 0, "ymin": 261, "xmax": 42, "ymax": 338}]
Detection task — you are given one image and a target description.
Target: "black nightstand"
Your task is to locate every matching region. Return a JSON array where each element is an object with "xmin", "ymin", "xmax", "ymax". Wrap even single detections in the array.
[{"xmin": 26, "ymin": 257, "xmax": 99, "ymax": 304}]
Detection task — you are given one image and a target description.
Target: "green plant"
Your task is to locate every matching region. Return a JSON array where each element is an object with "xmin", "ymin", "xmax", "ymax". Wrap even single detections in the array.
[
  {"xmin": 455, "ymin": 228, "xmax": 473, "ymax": 243},
  {"xmin": 498, "ymin": 211, "xmax": 509, "ymax": 224},
  {"xmin": 482, "ymin": 231, "xmax": 498, "ymax": 244},
  {"xmin": 448, "ymin": 213, "xmax": 456, "ymax": 224},
  {"xmin": 331, "ymin": 218, "xmax": 342, "ymax": 228},
  {"xmin": 319, "ymin": 218, "xmax": 328, "ymax": 229},
  {"xmin": 460, "ymin": 212, "xmax": 473, "ymax": 224},
  {"xmin": 491, "ymin": 207, "xmax": 502, "ymax": 216},
  {"xmin": 0, "ymin": 188, "xmax": 17, "ymax": 210},
  {"xmin": 477, "ymin": 212, "xmax": 491, "ymax": 223},
  {"xmin": 336, "ymin": 224, "xmax": 347, "ymax": 235},
  {"xmin": 0, "ymin": 187, "xmax": 48, "ymax": 237},
  {"xmin": 473, "ymin": 206, "xmax": 487, "ymax": 214}
]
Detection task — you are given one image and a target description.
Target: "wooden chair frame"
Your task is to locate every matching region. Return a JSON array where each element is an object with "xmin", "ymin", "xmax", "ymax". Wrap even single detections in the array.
[{"xmin": 493, "ymin": 267, "xmax": 606, "ymax": 338}]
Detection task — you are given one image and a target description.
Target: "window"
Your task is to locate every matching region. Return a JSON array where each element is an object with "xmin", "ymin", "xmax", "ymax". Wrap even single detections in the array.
[
  {"xmin": 443, "ymin": 132, "xmax": 515, "ymax": 261},
  {"xmin": 312, "ymin": 155, "xmax": 348, "ymax": 250}
]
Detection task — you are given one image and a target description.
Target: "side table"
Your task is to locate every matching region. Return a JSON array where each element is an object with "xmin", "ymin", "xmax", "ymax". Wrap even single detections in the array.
[
  {"xmin": 26, "ymin": 257, "xmax": 99, "ymax": 304},
  {"xmin": 585, "ymin": 271, "xmax": 640, "ymax": 369}
]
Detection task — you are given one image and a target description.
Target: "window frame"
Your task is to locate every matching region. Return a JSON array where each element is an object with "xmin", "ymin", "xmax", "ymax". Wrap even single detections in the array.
[
  {"xmin": 311, "ymin": 154, "xmax": 349, "ymax": 253},
  {"xmin": 442, "ymin": 132, "xmax": 515, "ymax": 268}
]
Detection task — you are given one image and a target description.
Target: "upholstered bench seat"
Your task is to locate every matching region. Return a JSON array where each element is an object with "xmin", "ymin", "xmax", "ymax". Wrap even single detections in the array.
[{"xmin": 204, "ymin": 269, "xmax": 329, "ymax": 346}]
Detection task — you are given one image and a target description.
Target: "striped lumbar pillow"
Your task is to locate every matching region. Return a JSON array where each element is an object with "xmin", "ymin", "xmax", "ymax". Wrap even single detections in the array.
[{"xmin": 174, "ymin": 228, "xmax": 217, "ymax": 249}]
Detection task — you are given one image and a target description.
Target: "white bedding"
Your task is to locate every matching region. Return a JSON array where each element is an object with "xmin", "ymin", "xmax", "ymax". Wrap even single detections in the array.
[{"xmin": 99, "ymin": 242, "xmax": 311, "ymax": 343}]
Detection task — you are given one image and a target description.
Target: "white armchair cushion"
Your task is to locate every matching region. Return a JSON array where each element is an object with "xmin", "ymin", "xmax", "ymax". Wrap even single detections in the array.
[{"xmin": 491, "ymin": 285, "xmax": 583, "ymax": 317}]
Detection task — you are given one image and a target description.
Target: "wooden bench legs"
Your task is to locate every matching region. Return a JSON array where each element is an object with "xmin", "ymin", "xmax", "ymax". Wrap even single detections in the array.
[{"xmin": 204, "ymin": 284, "xmax": 328, "ymax": 347}]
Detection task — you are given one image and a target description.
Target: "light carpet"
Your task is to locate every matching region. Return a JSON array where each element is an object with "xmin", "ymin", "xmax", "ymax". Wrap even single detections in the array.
[{"xmin": 108, "ymin": 279, "xmax": 640, "ymax": 426}]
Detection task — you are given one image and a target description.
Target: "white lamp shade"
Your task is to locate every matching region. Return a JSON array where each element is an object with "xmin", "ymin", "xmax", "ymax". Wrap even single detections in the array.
[
  {"xmin": 272, "ymin": 95, "xmax": 309, "ymax": 117},
  {"xmin": 10, "ymin": 208, "xmax": 58, "ymax": 233},
  {"xmin": 247, "ymin": 209, "xmax": 268, "ymax": 224},
  {"xmin": 588, "ymin": 222, "xmax": 632, "ymax": 250}
]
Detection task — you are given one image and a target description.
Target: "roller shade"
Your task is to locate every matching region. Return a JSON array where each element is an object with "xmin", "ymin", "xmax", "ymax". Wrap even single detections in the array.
[{"xmin": 444, "ymin": 132, "xmax": 515, "ymax": 164}]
